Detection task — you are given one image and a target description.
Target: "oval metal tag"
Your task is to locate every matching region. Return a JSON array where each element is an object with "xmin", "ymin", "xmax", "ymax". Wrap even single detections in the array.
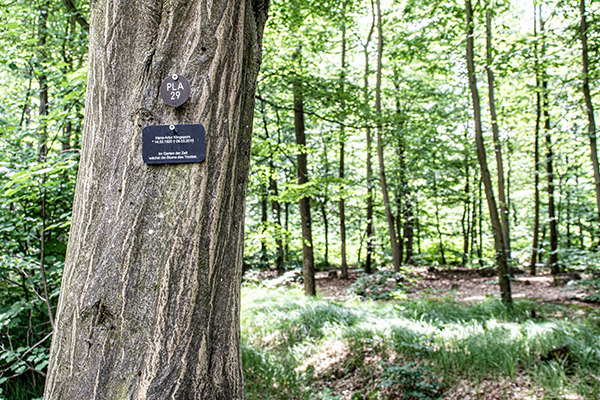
[{"xmin": 160, "ymin": 74, "xmax": 191, "ymax": 107}]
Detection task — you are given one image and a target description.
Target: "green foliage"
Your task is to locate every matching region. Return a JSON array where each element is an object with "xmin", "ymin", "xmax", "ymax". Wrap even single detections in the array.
[
  {"xmin": 349, "ymin": 269, "xmax": 407, "ymax": 300},
  {"xmin": 380, "ymin": 362, "xmax": 444, "ymax": 400}
]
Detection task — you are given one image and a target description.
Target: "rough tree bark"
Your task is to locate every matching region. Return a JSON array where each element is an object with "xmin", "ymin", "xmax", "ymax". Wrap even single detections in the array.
[
  {"xmin": 465, "ymin": 0, "xmax": 512, "ymax": 304},
  {"xmin": 44, "ymin": 1, "xmax": 269, "ymax": 398},
  {"xmin": 375, "ymin": 0, "xmax": 401, "ymax": 272},
  {"xmin": 293, "ymin": 48, "xmax": 316, "ymax": 296}
]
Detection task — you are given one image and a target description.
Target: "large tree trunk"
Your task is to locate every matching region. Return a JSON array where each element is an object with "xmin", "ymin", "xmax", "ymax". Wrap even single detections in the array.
[
  {"xmin": 485, "ymin": 5, "xmax": 511, "ymax": 262},
  {"xmin": 375, "ymin": 0, "xmax": 401, "ymax": 272},
  {"xmin": 293, "ymin": 48, "xmax": 316, "ymax": 296},
  {"xmin": 44, "ymin": 1, "xmax": 269, "ymax": 398},
  {"xmin": 465, "ymin": 0, "xmax": 512, "ymax": 304},
  {"xmin": 580, "ymin": 0, "xmax": 600, "ymax": 231}
]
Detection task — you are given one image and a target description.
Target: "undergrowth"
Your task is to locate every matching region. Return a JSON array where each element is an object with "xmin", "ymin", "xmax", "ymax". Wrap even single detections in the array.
[{"xmin": 241, "ymin": 285, "xmax": 600, "ymax": 399}]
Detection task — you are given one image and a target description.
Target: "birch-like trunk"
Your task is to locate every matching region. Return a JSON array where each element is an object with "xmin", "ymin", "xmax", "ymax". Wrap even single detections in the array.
[{"xmin": 44, "ymin": 1, "xmax": 268, "ymax": 398}]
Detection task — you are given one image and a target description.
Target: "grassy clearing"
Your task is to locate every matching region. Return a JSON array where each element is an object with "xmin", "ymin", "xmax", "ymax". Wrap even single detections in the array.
[{"xmin": 241, "ymin": 285, "xmax": 600, "ymax": 399}]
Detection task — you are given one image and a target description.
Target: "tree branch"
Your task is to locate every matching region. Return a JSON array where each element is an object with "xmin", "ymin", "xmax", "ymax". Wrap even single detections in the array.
[{"xmin": 62, "ymin": 0, "xmax": 89, "ymax": 31}]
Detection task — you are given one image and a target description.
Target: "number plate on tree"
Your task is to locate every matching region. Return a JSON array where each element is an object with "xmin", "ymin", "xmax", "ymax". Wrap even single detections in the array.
[
  {"xmin": 160, "ymin": 74, "xmax": 191, "ymax": 107},
  {"xmin": 142, "ymin": 124, "xmax": 205, "ymax": 165}
]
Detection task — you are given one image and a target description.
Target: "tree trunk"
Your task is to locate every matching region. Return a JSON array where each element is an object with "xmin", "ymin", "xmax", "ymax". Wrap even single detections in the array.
[
  {"xmin": 321, "ymin": 202, "xmax": 329, "ymax": 268},
  {"xmin": 293, "ymin": 48, "xmax": 316, "ymax": 296},
  {"xmin": 44, "ymin": 1, "xmax": 269, "ymax": 398},
  {"xmin": 258, "ymin": 95, "xmax": 284, "ymax": 273},
  {"xmin": 530, "ymin": 2, "xmax": 541, "ymax": 275},
  {"xmin": 339, "ymin": 15, "xmax": 348, "ymax": 279},
  {"xmin": 580, "ymin": 0, "xmax": 600, "ymax": 232},
  {"xmin": 261, "ymin": 187, "xmax": 268, "ymax": 262},
  {"xmin": 433, "ymin": 172, "xmax": 446, "ymax": 265},
  {"xmin": 478, "ymin": 176, "xmax": 484, "ymax": 268},
  {"xmin": 462, "ymin": 132, "xmax": 471, "ymax": 267},
  {"xmin": 538, "ymin": 8, "xmax": 559, "ymax": 274},
  {"xmin": 38, "ymin": 0, "xmax": 49, "ymax": 161},
  {"xmin": 544, "ymin": 79, "xmax": 559, "ymax": 274},
  {"xmin": 485, "ymin": 5, "xmax": 511, "ymax": 262},
  {"xmin": 465, "ymin": 0, "xmax": 512, "ymax": 304},
  {"xmin": 375, "ymin": 0, "xmax": 401, "ymax": 272},
  {"xmin": 269, "ymin": 172, "xmax": 284, "ymax": 273},
  {"xmin": 363, "ymin": 7, "xmax": 375, "ymax": 275}
]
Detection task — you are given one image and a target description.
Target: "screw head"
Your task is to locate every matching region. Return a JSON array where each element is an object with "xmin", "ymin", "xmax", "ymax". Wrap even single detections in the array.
[
  {"xmin": 172, "ymin": 74, "xmax": 178, "ymax": 80},
  {"xmin": 169, "ymin": 125, "xmax": 175, "ymax": 131}
]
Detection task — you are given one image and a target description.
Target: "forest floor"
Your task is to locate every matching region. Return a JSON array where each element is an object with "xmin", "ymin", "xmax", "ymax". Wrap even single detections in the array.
[
  {"xmin": 244, "ymin": 266, "xmax": 599, "ymax": 399},
  {"xmin": 316, "ymin": 266, "xmax": 598, "ymax": 308},
  {"xmin": 308, "ymin": 267, "xmax": 598, "ymax": 400}
]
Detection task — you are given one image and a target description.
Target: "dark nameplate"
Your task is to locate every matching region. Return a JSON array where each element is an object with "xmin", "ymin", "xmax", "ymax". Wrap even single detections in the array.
[
  {"xmin": 142, "ymin": 124, "xmax": 205, "ymax": 165},
  {"xmin": 160, "ymin": 74, "xmax": 191, "ymax": 107}
]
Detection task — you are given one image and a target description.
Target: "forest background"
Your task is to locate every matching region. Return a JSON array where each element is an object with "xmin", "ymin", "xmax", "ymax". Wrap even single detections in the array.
[{"xmin": 0, "ymin": 0, "xmax": 599, "ymax": 398}]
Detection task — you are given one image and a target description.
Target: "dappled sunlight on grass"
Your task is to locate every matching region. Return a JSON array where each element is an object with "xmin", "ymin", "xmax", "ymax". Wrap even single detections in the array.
[{"xmin": 241, "ymin": 285, "xmax": 600, "ymax": 399}]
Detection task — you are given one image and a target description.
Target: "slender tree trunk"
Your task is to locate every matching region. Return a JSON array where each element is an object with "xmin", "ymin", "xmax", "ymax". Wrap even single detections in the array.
[
  {"xmin": 258, "ymin": 95, "xmax": 284, "ymax": 272},
  {"xmin": 576, "ymin": 171, "xmax": 585, "ymax": 249},
  {"xmin": 462, "ymin": 132, "xmax": 471, "ymax": 267},
  {"xmin": 37, "ymin": 0, "xmax": 55, "ymax": 332},
  {"xmin": 44, "ymin": 1, "xmax": 269, "ymax": 398},
  {"xmin": 394, "ymin": 90, "xmax": 408, "ymax": 264},
  {"xmin": 320, "ymin": 202, "xmax": 329, "ymax": 268},
  {"xmin": 285, "ymin": 201, "xmax": 290, "ymax": 261},
  {"xmin": 375, "ymin": 0, "xmax": 401, "ymax": 272},
  {"xmin": 537, "ymin": 6, "xmax": 558, "ymax": 274},
  {"xmin": 485, "ymin": 5, "xmax": 511, "ymax": 263},
  {"xmin": 465, "ymin": 0, "xmax": 512, "ymax": 304},
  {"xmin": 566, "ymin": 158, "xmax": 572, "ymax": 249},
  {"xmin": 544, "ymin": 80, "xmax": 559, "ymax": 274},
  {"xmin": 339, "ymin": 17, "xmax": 348, "ymax": 278},
  {"xmin": 293, "ymin": 48, "xmax": 316, "ymax": 296},
  {"xmin": 433, "ymin": 173, "xmax": 446, "ymax": 265},
  {"xmin": 403, "ymin": 202, "xmax": 414, "ymax": 264},
  {"xmin": 580, "ymin": 0, "xmax": 600, "ymax": 232},
  {"xmin": 416, "ymin": 199, "xmax": 422, "ymax": 255},
  {"xmin": 269, "ymin": 173, "xmax": 284, "ymax": 273},
  {"xmin": 478, "ymin": 176, "xmax": 484, "ymax": 268},
  {"xmin": 38, "ymin": 0, "xmax": 49, "ymax": 160},
  {"xmin": 363, "ymin": 6, "xmax": 375, "ymax": 274},
  {"xmin": 530, "ymin": 3, "xmax": 541, "ymax": 275},
  {"xmin": 470, "ymin": 171, "xmax": 477, "ymax": 260},
  {"xmin": 261, "ymin": 188, "xmax": 268, "ymax": 263}
]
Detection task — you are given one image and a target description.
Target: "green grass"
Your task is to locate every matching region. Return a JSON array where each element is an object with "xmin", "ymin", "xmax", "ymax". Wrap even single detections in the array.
[
  {"xmin": 1, "ymin": 377, "xmax": 44, "ymax": 400},
  {"xmin": 241, "ymin": 285, "xmax": 600, "ymax": 399}
]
